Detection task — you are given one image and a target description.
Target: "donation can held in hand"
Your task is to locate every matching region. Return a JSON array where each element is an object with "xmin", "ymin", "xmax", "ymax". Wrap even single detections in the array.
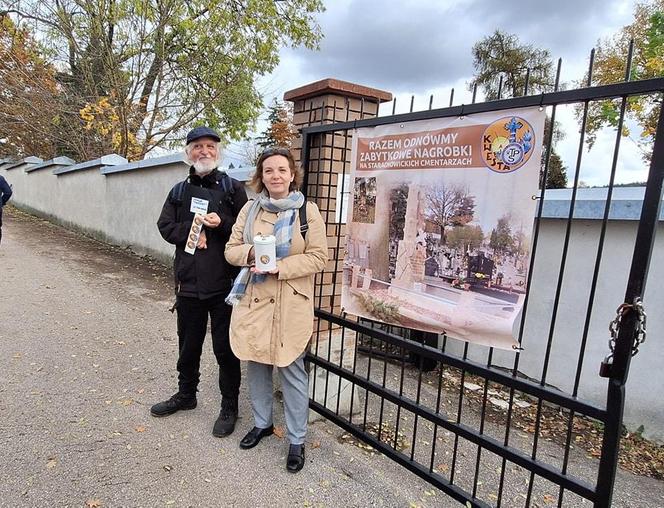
[{"xmin": 254, "ymin": 234, "xmax": 277, "ymax": 272}]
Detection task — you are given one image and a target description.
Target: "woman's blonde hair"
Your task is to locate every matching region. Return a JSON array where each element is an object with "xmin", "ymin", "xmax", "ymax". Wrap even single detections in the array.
[{"xmin": 249, "ymin": 147, "xmax": 304, "ymax": 194}]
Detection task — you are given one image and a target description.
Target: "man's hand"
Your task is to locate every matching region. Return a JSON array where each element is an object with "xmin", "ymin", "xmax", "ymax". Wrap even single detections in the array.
[
  {"xmin": 197, "ymin": 230, "xmax": 208, "ymax": 249},
  {"xmin": 202, "ymin": 212, "xmax": 221, "ymax": 228}
]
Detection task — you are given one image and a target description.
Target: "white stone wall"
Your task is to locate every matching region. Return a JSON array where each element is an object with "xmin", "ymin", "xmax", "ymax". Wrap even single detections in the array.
[{"xmin": 2, "ymin": 154, "xmax": 191, "ymax": 263}]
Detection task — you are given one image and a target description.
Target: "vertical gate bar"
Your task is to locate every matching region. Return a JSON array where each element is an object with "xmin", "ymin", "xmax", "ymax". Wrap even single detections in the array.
[
  {"xmin": 472, "ymin": 348, "xmax": 494, "ymax": 498},
  {"xmin": 392, "ymin": 344, "xmax": 408, "ymax": 450},
  {"xmin": 449, "ymin": 342, "xmax": 469, "ymax": 484},
  {"xmin": 410, "ymin": 357, "xmax": 425, "ymax": 461},
  {"xmin": 523, "ymin": 68, "xmax": 531, "ymax": 96},
  {"xmin": 311, "ymin": 130, "xmax": 325, "ymax": 399},
  {"xmin": 497, "ymin": 57, "xmax": 562, "ymax": 507},
  {"xmin": 301, "ymin": 131, "xmax": 311, "ymax": 201},
  {"xmin": 470, "ymin": 79, "xmax": 489, "ymax": 500},
  {"xmin": 558, "ymin": 48, "xmax": 639, "ymax": 507},
  {"xmin": 335, "ymin": 106, "xmax": 353, "ymax": 415},
  {"xmin": 595, "ymin": 97, "xmax": 664, "ymax": 508},
  {"xmin": 526, "ymin": 54, "xmax": 591, "ymax": 507},
  {"xmin": 429, "ymin": 360, "xmax": 445, "ymax": 473},
  {"xmin": 348, "ymin": 311, "xmax": 360, "ymax": 424},
  {"xmin": 322, "ymin": 103, "xmax": 340, "ymax": 409},
  {"xmin": 361, "ymin": 322, "xmax": 375, "ymax": 432},
  {"xmin": 377, "ymin": 338, "xmax": 390, "ymax": 442}
]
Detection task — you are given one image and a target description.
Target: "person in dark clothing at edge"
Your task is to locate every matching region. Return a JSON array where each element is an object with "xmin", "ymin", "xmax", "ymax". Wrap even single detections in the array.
[
  {"xmin": 152, "ymin": 126, "xmax": 248, "ymax": 438},
  {"xmin": 0, "ymin": 174, "xmax": 12, "ymax": 245}
]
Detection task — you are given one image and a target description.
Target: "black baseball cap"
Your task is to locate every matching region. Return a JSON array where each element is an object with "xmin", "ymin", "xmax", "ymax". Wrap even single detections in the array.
[{"xmin": 186, "ymin": 126, "xmax": 221, "ymax": 144}]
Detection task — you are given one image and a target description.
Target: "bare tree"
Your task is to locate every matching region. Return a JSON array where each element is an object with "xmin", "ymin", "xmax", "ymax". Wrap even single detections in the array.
[{"xmin": 425, "ymin": 184, "xmax": 475, "ymax": 243}]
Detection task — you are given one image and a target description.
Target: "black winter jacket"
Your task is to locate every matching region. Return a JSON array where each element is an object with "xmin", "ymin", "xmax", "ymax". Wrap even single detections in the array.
[{"xmin": 157, "ymin": 167, "xmax": 248, "ymax": 299}]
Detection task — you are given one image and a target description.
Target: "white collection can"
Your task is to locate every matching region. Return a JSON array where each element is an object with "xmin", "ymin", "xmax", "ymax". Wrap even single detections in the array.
[{"xmin": 254, "ymin": 234, "xmax": 277, "ymax": 272}]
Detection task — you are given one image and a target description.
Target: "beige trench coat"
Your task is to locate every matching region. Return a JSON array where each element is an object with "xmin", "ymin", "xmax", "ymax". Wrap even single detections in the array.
[{"xmin": 224, "ymin": 201, "xmax": 328, "ymax": 367}]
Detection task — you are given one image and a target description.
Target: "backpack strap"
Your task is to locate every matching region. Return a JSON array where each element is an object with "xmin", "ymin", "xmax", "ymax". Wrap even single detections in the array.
[
  {"xmin": 299, "ymin": 202, "xmax": 308, "ymax": 239},
  {"xmin": 216, "ymin": 173, "xmax": 236, "ymax": 208},
  {"xmin": 168, "ymin": 180, "xmax": 189, "ymax": 205}
]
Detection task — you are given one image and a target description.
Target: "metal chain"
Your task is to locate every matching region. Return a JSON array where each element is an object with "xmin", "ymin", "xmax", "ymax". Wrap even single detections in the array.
[{"xmin": 608, "ymin": 298, "xmax": 647, "ymax": 357}]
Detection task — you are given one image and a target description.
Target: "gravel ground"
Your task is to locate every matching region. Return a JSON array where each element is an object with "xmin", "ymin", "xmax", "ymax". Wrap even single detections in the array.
[{"xmin": 0, "ymin": 208, "xmax": 662, "ymax": 508}]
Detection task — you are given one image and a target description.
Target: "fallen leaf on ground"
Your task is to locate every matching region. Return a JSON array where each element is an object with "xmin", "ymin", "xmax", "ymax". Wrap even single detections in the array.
[
  {"xmin": 85, "ymin": 500, "xmax": 102, "ymax": 508},
  {"xmin": 134, "ymin": 425, "xmax": 146, "ymax": 433},
  {"xmin": 273, "ymin": 426, "xmax": 286, "ymax": 439}
]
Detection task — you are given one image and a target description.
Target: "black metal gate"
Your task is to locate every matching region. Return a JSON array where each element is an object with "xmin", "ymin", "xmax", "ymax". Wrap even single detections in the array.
[{"xmin": 300, "ymin": 57, "xmax": 664, "ymax": 507}]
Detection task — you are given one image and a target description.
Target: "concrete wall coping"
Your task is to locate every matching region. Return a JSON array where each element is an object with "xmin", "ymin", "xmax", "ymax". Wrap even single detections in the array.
[
  {"xmin": 284, "ymin": 78, "xmax": 392, "ymax": 103},
  {"xmin": 226, "ymin": 166, "xmax": 254, "ymax": 182},
  {"xmin": 101, "ymin": 152, "xmax": 186, "ymax": 175},
  {"xmin": 541, "ymin": 187, "xmax": 663, "ymax": 221},
  {"xmin": 98, "ymin": 151, "xmax": 254, "ymax": 182},
  {"xmin": 53, "ymin": 154, "xmax": 128, "ymax": 175},
  {"xmin": 1, "ymin": 156, "xmax": 43, "ymax": 171},
  {"xmin": 25, "ymin": 156, "xmax": 76, "ymax": 173}
]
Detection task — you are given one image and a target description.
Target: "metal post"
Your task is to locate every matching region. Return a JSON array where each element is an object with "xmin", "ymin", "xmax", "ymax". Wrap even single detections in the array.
[
  {"xmin": 301, "ymin": 131, "xmax": 310, "ymax": 200},
  {"xmin": 595, "ymin": 99, "xmax": 664, "ymax": 507}
]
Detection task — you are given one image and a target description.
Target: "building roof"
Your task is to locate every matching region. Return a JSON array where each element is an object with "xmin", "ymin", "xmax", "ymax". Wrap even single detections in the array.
[{"xmin": 541, "ymin": 187, "xmax": 663, "ymax": 221}]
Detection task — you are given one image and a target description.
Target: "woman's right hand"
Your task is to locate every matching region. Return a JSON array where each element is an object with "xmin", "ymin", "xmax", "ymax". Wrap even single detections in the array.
[{"xmin": 247, "ymin": 246, "xmax": 255, "ymax": 264}]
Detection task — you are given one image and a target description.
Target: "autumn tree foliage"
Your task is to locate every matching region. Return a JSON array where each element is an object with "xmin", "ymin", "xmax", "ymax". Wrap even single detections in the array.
[
  {"xmin": 2, "ymin": 0, "xmax": 323, "ymax": 161},
  {"xmin": 582, "ymin": 0, "xmax": 664, "ymax": 162},
  {"xmin": 0, "ymin": 14, "xmax": 59, "ymax": 158},
  {"xmin": 257, "ymin": 99, "xmax": 298, "ymax": 150}
]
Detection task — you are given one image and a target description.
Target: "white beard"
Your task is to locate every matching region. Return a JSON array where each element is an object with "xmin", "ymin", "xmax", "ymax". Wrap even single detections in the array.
[{"xmin": 193, "ymin": 158, "xmax": 217, "ymax": 175}]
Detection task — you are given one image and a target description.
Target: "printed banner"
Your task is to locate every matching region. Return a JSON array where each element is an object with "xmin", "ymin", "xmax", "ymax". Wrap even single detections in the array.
[{"xmin": 341, "ymin": 107, "xmax": 546, "ymax": 350}]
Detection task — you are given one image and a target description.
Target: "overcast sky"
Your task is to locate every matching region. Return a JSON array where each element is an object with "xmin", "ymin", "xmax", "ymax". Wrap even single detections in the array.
[{"xmin": 229, "ymin": 0, "xmax": 650, "ymax": 186}]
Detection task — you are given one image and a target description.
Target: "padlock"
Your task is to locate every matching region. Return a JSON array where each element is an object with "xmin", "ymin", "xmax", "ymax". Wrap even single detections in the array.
[{"xmin": 599, "ymin": 354, "xmax": 613, "ymax": 378}]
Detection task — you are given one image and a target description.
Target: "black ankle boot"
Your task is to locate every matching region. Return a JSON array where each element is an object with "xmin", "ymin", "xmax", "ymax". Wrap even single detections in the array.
[
  {"xmin": 213, "ymin": 398, "xmax": 238, "ymax": 437},
  {"xmin": 286, "ymin": 443, "xmax": 305, "ymax": 473},
  {"xmin": 150, "ymin": 392, "xmax": 197, "ymax": 417}
]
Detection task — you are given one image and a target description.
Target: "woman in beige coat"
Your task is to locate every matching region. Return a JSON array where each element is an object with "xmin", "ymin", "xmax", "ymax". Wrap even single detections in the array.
[{"xmin": 225, "ymin": 147, "xmax": 327, "ymax": 472}]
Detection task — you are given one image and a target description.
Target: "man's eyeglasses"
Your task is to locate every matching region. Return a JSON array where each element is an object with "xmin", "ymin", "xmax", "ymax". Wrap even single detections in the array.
[{"xmin": 260, "ymin": 147, "xmax": 291, "ymax": 158}]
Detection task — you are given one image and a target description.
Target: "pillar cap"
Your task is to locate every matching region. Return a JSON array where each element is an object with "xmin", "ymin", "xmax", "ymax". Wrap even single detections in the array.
[{"xmin": 284, "ymin": 78, "xmax": 392, "ymax": 103}]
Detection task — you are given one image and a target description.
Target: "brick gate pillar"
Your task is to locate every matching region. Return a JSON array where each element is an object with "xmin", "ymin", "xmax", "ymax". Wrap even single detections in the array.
[
  {"xmin": 284, "ymin": 78, "xmax": 391, "ymax": 319},
  {"xmin": 284, "ymin": 79, "xmax": 392, "ymax": 418}
]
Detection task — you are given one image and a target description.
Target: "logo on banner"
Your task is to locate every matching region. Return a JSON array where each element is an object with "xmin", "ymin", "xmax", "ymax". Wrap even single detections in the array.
[{"xmin": 481, "ymin": 116, "xmax": 534, "ymax": 173}]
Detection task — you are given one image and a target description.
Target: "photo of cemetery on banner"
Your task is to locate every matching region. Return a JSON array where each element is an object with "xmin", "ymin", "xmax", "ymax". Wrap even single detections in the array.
[{"xmin": 341, "ymin": 107, "xmax": 546, "ymax": 350}]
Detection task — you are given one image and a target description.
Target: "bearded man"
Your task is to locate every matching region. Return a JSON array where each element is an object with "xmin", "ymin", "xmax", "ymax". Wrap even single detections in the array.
[{"xmin": 153, "ymin": 126, "xmax": 248, "ymax": 437}]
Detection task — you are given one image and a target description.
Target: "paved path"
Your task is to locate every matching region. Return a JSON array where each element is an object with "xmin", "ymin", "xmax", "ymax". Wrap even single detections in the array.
[
  {"xmin": 0, "ymin": 210, "xmax": 436, "ymax": 508},
  {"xmin": 0, "ymin": 208, "xmax": 662, "ymax": 508}
]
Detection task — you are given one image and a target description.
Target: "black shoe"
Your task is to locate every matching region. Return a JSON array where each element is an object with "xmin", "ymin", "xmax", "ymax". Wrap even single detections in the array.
[
  {"xmin": 239, "ymin": 425, "xmax": 274, "ymax": 449},
  {"xmin": 150, "ymin": 393, "xmax": 197, "ymax": 417},
  {"xmin": 212, "ymin": 398, "xmax": 238, "ymax": 437},
  {"xmin": 286, "ymin": 444, "xmax": 305, "ymax": 473}
]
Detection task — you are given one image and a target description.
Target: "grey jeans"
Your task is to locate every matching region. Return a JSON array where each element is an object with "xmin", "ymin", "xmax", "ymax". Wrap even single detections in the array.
[{"xmin": 246, "ymin": 353, "xmax": 308, "ymax": 445}]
